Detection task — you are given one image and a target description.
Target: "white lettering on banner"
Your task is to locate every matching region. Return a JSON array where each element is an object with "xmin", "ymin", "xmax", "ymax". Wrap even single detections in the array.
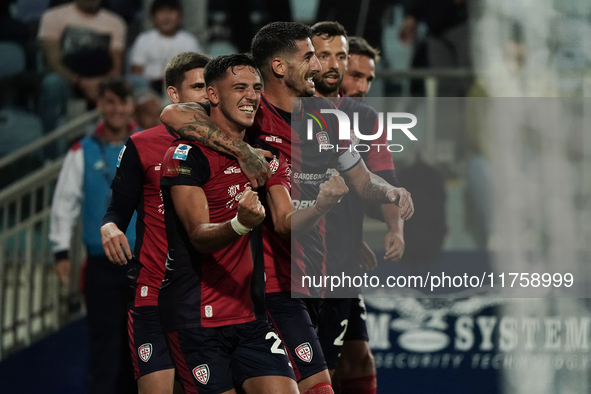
[{"xmin": 365, "ymin": 297, "xmax": 591, "ymax": 371}]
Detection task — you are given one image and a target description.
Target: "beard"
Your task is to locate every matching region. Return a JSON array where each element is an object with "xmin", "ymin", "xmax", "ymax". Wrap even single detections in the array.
[
  {"xmin": 285, "ymin": 71, "xmax": 315, "ymax": 97},
  {"xmin": 313, "ymin": 72, "xmax": 343, "ymax": 96}
]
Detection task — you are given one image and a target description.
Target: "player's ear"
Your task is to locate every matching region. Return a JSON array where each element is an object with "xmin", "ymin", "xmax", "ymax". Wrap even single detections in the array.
[
  {"xmin": 167, "ymin": 86, "xmax": 180, "ymax": 104},
  {"xmin": 271, "ymin": 57, "xmax": 286, "ymax": 78},
  {"xmin": 207, "ymin": 85, "xmax": 219, "ymax": 105}
]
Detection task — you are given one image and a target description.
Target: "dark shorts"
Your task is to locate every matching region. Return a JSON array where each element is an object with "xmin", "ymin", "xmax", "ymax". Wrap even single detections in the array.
[
  {"xmin": 128, "ymin": 306, "xmax": 174, "ymax": 379},
  {"xmin": 166, "ymin": 319, "xmax": 295, "ymax": 394},
  {"xmin": 266, "ymin": 292, "xmax": 328, "ymax": 382},
  {"xmin": 317, "ymin": 296, "xmax": 369, "ymax": 369}
]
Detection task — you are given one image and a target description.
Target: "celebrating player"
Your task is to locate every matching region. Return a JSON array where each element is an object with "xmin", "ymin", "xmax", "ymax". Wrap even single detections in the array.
[
  {"xmin": 159, "ymin": 54, "xmax": 347, "ymax": 394},
  {"xmin": 310, "ymin": 22, "xmax": 402, "ymax": 394}
]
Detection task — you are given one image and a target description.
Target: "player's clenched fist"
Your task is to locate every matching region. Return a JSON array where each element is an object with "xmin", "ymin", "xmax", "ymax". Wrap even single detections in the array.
[
  {"xmin": 386, "ymin": 187, "xmax": 414, "ymax": 220},
  {"xmin": 237, "ymin": 189, "xmax": 266, "ymax": 229},
  {"xmin": 315, "ymin": 174, "xmax": 349, "ymax": 214}
]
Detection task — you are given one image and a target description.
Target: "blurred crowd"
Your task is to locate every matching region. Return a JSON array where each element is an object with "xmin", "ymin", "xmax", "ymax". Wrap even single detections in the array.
[{"xmin": 0, "ymin": 0, "xmax": 473, "ymax": 158}]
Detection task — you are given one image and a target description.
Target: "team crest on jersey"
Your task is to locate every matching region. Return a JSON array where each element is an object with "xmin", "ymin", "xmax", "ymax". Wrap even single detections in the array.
[
  {"xmin": 138, "ymin": 343, "xmax": 152, "ymax": 362},
  {"xmin": 295, "ymin": 342, "xmax": 313, "ymax": 363},
  {"xmin": 316, "ymin": 131, "xmax": 329, "ymax": 145},
  {"xmin": 193, "ymin": 364, "xmax": 210, "ymax": 385},
  {"xmin": 172, "ymin": 144, "xmax": 191, "ymax": 160},
  {"xmin": 269, "ymin": 157, "xmax": 279, "ymax": 174},
  {"xmin": 117, "ymin": 145, "xmax": 126, "ymax": 168}
]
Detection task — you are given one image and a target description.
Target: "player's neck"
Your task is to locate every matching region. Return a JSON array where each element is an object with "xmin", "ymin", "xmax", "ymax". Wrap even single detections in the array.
[
  {"xmin": 210, "ymin": 109, "xmax": 245, "ymax": 141},
  {"xmin": 263, "ymin": 77, "xmax": 298, "ymax": 113},
  {"xmin": 315, "ymin": 89, "xmax": 340, "ymax": 98}
]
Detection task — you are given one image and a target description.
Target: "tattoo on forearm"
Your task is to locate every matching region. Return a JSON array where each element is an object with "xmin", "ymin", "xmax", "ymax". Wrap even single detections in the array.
[
  {"xmin": 363, "ymin": 173, "xmax": 394, "ymax": 203},
  {"xmin": 169, "ymin": 107, "xmax": 268, "ymax": 176}
]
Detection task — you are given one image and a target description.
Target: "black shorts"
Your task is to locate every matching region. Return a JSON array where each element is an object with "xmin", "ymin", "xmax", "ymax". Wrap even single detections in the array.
[
  {"xmin": 166, "ymin": 319, "xmax": 295, "ymax": 394},
  {"xmin": 266, "ymin": 292, "xmax": 328, "ymax": 382},
  {"xmin": 317, "ymin": 296, "xmax": 369, "ymax": 369},
  {"xmin": 128, "ymin": 306, "xmax": 174, "ymax": 379}
]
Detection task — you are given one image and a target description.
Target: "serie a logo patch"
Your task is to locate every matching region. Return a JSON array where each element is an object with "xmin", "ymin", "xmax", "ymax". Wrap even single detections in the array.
[
  {"xmin": 193, "ymin": 364, "xmax": 210, "ymax": 385},
  {"xmin": 138, "ymin": 343, "xmax": 152, "ymax": 362},
  {"xmin": 295, "ymin": 342, "xmax": 313, "ymax": 363}
]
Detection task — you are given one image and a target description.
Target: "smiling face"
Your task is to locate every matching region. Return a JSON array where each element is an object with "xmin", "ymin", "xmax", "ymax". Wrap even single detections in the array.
[
  {"xmin": 311, "ymin": 34, "xmax": 348, "ymax": 97},
  {"xmin": 97, "ymin": 89, "xmax": 134, "ymax": 132},
  {"xmin": 208, "ymin": 65, "xmax": 262, "ymax": 130},
  {"xmin": 340, "ymin": 54, "xmax": 375, "ymax": 97},
  {"xmin": 284, "ymin": 38, "xmax": 322, "ymax": 97}
]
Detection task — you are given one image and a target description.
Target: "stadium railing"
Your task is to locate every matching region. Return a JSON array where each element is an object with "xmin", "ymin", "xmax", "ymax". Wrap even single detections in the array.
[{"xmin": 0, "ymin": 110, "xmax": 100, "ymax": 360}]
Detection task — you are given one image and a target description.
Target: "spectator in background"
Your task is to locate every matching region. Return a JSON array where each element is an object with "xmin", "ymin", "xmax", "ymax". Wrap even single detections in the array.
[
  {"xmin": 399, "ymin": 0, "xmax": 471, "ymax": 97},
  {"xmin": 37, "ymin": 0, "xmax": 126, "ymax": 133},
  {"xmin": 133, "ymin": 88, "xmax": 162, "ymax": 130},
  {"xmin": 49, "ymin": 77, "xmax": 138, "ymax": 394},
  {"xmin": 340, "ymin": 36, "xmax": 380, "ymax": 98},
  {"xmin": 130, "ymin": 0, "xmax": 201, "ymax": 93}
]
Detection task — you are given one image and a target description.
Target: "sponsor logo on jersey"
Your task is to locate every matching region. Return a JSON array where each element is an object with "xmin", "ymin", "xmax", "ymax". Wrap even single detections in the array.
[
  {"xmin": 224, "ymin": 166, "xmax": 242, "ymax": 174},
  {"xmin": 140, "ymin": 286, "xmax": 148, "ymax": 297},
  {"xmin": 265, "ymin": 135, "xmax": 283, "ymax": 143},
  {"xmin": 269, "ymin": 157, "xmax": 279, "ymax": 174},
  {"xmin": 172, "ymin": 144, "xmax": 191, "ymax": 160},
  {"xmin": 295, "ymin": 342, "xmax": 313, "ymax": 362},
  {"xmin": 193, "ymin": 364, "xmax": 210, "ymax": 385},
  {"xmin": 292, "ymin": 200, "xmax": 316, "ymax": 209},
  {"xmin": 117, "ymin": 145, "xmax": 126, "ymax": 168},
  {"xmin": 138, "ymin": 343, "xmax": 152, "ymax": 362},
  {"xmin": 204, "ymin": 305, "xmax": 213, "ymax": 318}
]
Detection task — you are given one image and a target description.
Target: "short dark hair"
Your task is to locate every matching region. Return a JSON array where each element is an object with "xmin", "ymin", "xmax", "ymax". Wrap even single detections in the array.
[
  {"xmin": 251, "ymin": 21, "xmax": 312, "ymax": 74},
  {"xmin": 150, "ymin": 0, "xmax": 182, "ymax": 15},
  {"xmin": 99, "ymin": 77, "xmax": 133, "ymax": 100},
  {"xmin": 165, "ymin": 52, "xmax": 211, "ymax": 88},
  {"xmin": 310, "ymin": 21, "xmax": 348, "ymax": 42},
  {"xmin": 204, "ymin": 54, "xmax": 260, "ymax": 87},
  {"xmin": 347, "ymin": 36, "xmax": 381, "ymax": 62}
]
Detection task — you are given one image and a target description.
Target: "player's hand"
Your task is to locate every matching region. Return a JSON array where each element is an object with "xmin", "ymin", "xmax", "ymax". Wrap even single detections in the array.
[
  {"xmin": 360, "ymin": 241, "xmax": 378, "ymax": 271},
  {"xmin": 237, "ymin": 145, "xmax": 272, "ymax": 189},
  {"xmin": 237, "ymin": 189, "xmax": 266, "ymax": 229},
  {"xmin": 399, "ymin": 16, "xmax": 418, "ymax": 44},
  {"xmin": 55, "ymin": 259, "xmax": 71, "ymax": 287},
  {"xmin": 384, "ymin": 231, "xmax": 405, "ymax": 262},
  {"xmin": 101, "ymin": 222, "xmax": 132, "ymax": 265},
  {"xmin": 386, "ymin": 187, "xmax": 414, "ymax": 220},
  {"xmin": 315, "ymin": 175, "xmax": 349, "ymax": 214}
]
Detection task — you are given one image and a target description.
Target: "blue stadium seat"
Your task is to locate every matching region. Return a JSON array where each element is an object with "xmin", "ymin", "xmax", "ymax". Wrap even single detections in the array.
[
  {"xmin": 0, "ymin": 41, "xmax": 26, "ymax": 79},
  {"xmin": 0, "ymin": 108, "xmax": 43, "ymax": 156}
]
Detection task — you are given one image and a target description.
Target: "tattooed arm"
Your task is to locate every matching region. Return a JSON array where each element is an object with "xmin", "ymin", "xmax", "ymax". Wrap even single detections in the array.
[
  {"xmin": 160, "ymin": 103, "xmax": 271, "ymax": 188},
  {"xmin": 341, "ymin": 160, "xmax": 414, "ymax": 220}
]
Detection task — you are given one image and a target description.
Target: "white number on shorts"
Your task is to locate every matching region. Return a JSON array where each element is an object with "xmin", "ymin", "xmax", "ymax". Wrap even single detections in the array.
[
  {"xmin": 265, "ymin": 332, "xmax": 286, "ymax": 355},
  {"xmin": 333, "ymin": 319, "xmax": 349, "ymax": 346}
]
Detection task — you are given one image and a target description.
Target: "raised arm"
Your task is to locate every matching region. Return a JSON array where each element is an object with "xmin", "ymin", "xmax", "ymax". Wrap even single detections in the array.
[
  {"xmin": 266, "ymin": 175, "xmax": 349, "ymax": 237},
  {"xmin": 171, "ymin": 186, "xmax": 265, "ymax": 253},
  {"xmin": 160, "ymin": 103, "xmax": 271, "ymax": 188},
  {"xmin": 341, "ymin": 160, "xmax": 414, "ymax": 220}
]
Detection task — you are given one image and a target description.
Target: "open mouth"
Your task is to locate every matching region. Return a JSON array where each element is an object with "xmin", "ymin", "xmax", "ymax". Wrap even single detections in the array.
[
  {"xmin": 306, "ymin": 76, "xmax": 315, "ymax": 86},
  {"xmin": 239, "ymin": 105, "xmax": 254, "ymax": 114}
]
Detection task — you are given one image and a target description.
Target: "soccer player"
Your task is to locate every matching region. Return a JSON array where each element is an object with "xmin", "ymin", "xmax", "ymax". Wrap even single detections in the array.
[
  {"xmin": 159, "ymin": 54, "xmax": 348, "ymax": 394},
  {"xmin": 310, "ymin": 22, "xmax": 401, "ymax": 394},
  {"xmin": 100, "ymin": 52, "xmax": 210, "ymax": 394},
  {"xmin": 160, "ymin": 22, "xmax": 414, "ymax": 394},
  {"xmin": 339, "ymin": 36, "xmax": 379, "ymax": 98}
]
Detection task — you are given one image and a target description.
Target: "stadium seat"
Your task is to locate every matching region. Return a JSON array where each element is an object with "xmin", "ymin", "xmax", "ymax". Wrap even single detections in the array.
[
  {"xmin": 0, "ymin": 41, "xmax": 26, "ymax": 79},
  {"xmin": 0, "ymin": 108, "xmax": 43, "ymax": 156}
]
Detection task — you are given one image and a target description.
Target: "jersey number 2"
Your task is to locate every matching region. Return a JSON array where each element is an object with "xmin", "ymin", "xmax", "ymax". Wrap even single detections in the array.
[{"xmin": 265, "ymin": 332, "xmax": 286, "ymax": 355}]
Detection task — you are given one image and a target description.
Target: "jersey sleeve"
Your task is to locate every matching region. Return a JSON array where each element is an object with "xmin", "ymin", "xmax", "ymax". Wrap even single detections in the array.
[
  {"xmin": 265, "ymin": 156, "xmax": 291, "ymax": 191},
  {"xmin": 49, "ymin": 144, "xmax": 84, "ymax": 259},
  {"xmin": 111, "ymin": 137, "xmax": 144, "ymax": 199},
  {"xmin": 363, "ymin": 109, "xmax": 396, "ymax": 173},
  {"xmin": 160, "ymin": 143, "xmax": 211, "ymax": 189}
]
